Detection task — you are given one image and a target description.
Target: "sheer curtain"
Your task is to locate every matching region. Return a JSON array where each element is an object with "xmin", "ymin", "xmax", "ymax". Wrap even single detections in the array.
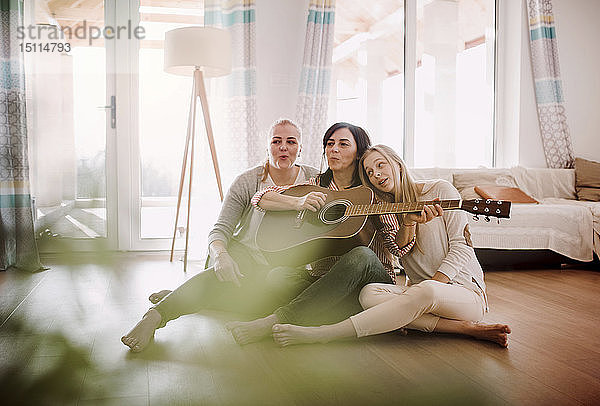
[
  {"xmin": 295, "ymin": 0, "xmax": 336, "ymax": 168},
  {"xmin": 526, "ymin": 0, "xmax": 574, "ymax": 168},
  {"xmin": 0, "ymin": 0, "xmax": 42, "ymax": 271},
  {"xmin": 204, "ymin": 0, "xmax": 259, "ymax": 179}
]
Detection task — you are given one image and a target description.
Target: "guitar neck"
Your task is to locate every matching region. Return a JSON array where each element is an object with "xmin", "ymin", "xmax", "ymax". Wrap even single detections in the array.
[{"xmin": 345, "ymin": 199, "xmax": 461, "ymax": 216}]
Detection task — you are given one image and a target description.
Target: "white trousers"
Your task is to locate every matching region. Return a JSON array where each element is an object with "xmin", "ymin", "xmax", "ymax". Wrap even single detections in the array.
[{"xmin": 349, "ymin": 280, "xmax": 486, "ymax": 337}]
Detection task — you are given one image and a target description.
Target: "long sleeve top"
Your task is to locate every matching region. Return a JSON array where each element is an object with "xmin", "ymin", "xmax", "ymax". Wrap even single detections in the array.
[
  {"xmin": 207, "ymin": 164, "xmax": 320, "ymax": 265},
  {"xmin": 400, "ymin": 180, "xmax": 488, "ymax": 309}
]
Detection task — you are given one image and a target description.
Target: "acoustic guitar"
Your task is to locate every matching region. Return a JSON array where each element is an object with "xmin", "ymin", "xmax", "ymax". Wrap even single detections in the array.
[{"xmin": 256, "ymin": 185, "xmax": 511, "ymax": 266}]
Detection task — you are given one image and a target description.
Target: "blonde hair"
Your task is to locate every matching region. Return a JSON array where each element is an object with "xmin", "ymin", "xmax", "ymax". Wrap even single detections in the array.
[
  {"xmin": 359, "ymin": 145, "xmax": 419, "ymax": 204},
  {"xmin": 261, "ymin": 118, "xmax": 302, "ymax": 181},
  {"xmin": 359, "ymin": 144, "xmax": 423, "ymax": 251}
]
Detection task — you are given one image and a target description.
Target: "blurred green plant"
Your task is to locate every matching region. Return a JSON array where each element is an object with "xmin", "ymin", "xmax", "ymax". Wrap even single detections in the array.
[{"xmin": 0, "ymin": 317, "xmax": 106, "ymax": 405}]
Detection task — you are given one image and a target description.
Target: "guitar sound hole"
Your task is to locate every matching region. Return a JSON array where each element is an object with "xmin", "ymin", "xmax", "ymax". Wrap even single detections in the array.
[{"xmin": 323, "ymin": 204, "xmax": 347, "ymax": 223}]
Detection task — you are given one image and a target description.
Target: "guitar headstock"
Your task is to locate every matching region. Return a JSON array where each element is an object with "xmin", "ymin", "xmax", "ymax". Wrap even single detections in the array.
[{"xmin": 461, "ymin": 199, "xmax": 511, "ymax": 219}]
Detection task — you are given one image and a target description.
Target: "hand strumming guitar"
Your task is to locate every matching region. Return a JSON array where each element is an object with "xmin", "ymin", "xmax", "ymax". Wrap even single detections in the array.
[{"xmin": 295, "ymin": 191, "xmax": 327, "ymax": 212}]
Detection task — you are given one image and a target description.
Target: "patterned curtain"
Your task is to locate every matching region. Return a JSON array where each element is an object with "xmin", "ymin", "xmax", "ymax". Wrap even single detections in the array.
[
  {"xmin": 295, "ymin": 0, "xmax": 336, "ymax": 168},
  {"xmin": 526, "ymin": 0, "xmax": 574, "ymax": 168},
  {"xmin": 204, "ymin": 0, "xmax": 259, "ymax": 176},
  {"xmin": 0, "ymin": 0, "xmax": 42, "ymax": 271}
]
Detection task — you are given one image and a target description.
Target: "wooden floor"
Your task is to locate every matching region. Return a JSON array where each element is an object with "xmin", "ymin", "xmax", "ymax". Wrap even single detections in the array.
[{"xmin": 1, "ymin": 253, "xmax": 599, "ymax": 405}]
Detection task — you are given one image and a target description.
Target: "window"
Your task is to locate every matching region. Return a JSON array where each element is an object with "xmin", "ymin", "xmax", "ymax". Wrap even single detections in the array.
[
  {"xmin": 330, "ymin": 0, "xmax": 405, "ymax": 156},
  {"xmin": 330, "ymin": 0, "xmax": 496, "ymax": 168}
]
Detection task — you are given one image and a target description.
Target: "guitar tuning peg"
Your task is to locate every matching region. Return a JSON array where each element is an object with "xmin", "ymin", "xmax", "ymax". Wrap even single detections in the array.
[
  {"xmin": 473, "ymin": 214, "xmax": 479, "ymax": 221},
  {"xmin": 484, "ymin": 216, "xmax": 491, "ymax": 222}
]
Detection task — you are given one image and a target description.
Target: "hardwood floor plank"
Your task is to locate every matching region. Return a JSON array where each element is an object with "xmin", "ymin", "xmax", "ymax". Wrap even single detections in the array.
[
  {"xmin": 1, "ymin": 254, "xmax": 598, "ymax": 405},
  {"xmin": 421, "ymin": 337, "xmax": 582, "ymax": 406},
  {"xmin": 486, "ymin": 273, "xmax": 600, "ymax": 324},
  {"xmin": 565, "ymin": 357, "xmax": 600, "ymax": 380},
  {"xmin": 481, "ymin": 336, "xmax": 599, "ymax": 404},
  {"xmin": 249, "ymin": 338, "xmax": 410, "ymax": 405},
  {"xmin": 366, "ymin": 335, "xmax": 507, "ymax": 405}
]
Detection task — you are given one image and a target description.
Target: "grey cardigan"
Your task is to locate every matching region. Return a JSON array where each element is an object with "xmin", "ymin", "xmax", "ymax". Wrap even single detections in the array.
[{"xmin": 206, "ymin": 164, "xmax": 320, "ymax": 251}]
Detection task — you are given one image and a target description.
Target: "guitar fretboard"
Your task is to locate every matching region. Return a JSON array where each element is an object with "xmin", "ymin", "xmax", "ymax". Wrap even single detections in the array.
[{"xmin": 345, "ymin": 199, "xmax": 461, "ymax": 216}]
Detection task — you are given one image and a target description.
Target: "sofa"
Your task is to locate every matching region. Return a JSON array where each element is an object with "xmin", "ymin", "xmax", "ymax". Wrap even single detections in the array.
[{"xmin": 410, "ymin": 165, "xmax": 600, "ymax": 267}]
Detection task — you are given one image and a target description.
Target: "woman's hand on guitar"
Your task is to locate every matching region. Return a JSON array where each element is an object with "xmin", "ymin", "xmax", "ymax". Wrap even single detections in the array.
[
  {"xmin": 214, "ymin": 252, "xmax": 244, "ymax": 287},
  {"xmin": 295, "ymin": 191, "xmax": 327, "ymax": 212},
  {"xmin": 404, "ymin": 202, "xmax": 444, "ymax": 226}
]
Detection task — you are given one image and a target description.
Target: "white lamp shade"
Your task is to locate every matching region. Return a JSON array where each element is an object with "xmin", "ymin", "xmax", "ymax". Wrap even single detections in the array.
[{"xmin": 164, "ymin": 26, "xmax": 232, "ymax": 77}]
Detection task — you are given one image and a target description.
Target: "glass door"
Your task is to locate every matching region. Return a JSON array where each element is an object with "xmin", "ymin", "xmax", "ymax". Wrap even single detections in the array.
[
  {"xmin": 24, "ymin": 0, "xmax": 117, "ymax": 251},
  {"xmin": 127, "ymin": 0, "xmax": 219, "ymax": 254}
]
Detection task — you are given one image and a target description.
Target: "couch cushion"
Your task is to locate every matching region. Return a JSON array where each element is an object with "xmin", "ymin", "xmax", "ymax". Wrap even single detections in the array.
[
  {"xmin": 510, "ymin": 166, "xmax": 576, "ymax": 200},
  {"xmin": 410, "ymin": 167, "xmax": 453, "ymax": 183},
  {"xmin": 474, "ymin": 185, "xmax": 539, "ymax": 203},
  {"xmin": 453, "ymin": 170, "xmax": 517, "ymax": 200},
  {"xmin": 469, "ymin": 200, "xmax": 594, "ymax": 262},
  {"xmin": 542, "ymin": 197, "xmax": 600, "ymax": 258},
  {"xmin": 575, "ymin": 157, "xmax": 600, "ymax": 202},
  {"xmin": 577, "ymin": 188, "xmax": 600, "ymax": 202}
]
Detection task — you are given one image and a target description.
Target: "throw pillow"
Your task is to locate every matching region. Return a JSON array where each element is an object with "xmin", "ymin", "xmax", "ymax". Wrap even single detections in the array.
[
  {"xmin": 474, "ymin": 185, "xmax": 539, "ymax": 203},
  {"xmin": 453, "ymin": 171, "xmax": 518, "ymax": 200},
  {"xmin": 575, "ymin": 157, "xmax": 600, "ymax": 201},
  {"xmin": 577, "ymin": 187, "xmax": 600, "ymax": 201}
]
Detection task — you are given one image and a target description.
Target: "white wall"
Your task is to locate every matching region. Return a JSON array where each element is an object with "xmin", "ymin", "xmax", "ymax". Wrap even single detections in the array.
[
  {"xmin": 553, "ymin": 0, "xmax": 600, "ymax": 162},
  {"xmin": 517, "ymin": 0, "xmax": 546, "ymax": 167},
  {"xmin": 255, "ymin": 0, "xmax": 309, "ymax": 136},
  {"xmin": 495, "ymin": 0, "xmax": 521, "ymax": 167},
  {"xmin": 517, "ymin": 0, "xmax": 600, "ymax": 166}
]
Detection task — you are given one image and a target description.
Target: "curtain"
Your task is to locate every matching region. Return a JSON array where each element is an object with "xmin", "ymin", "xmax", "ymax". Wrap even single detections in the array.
[
  {"xmin": 0, "ymin": 0, "xmax": 42, "ymax": 271},
  {"xmin": 295, "ymin": 0, "xmax": 336, "ymax": 168},
  {"xmin": 526, "ymin": 0, "xmax": 574, "ymax": 168},
  {"xmin": 204, "ymin": 0, "xmax": 259, "ymax": 176}
]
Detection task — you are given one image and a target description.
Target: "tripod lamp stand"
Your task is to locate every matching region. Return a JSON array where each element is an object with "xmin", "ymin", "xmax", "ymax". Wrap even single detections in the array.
[{"xmin": 163, "ymin": 26, "xmax": 232, "ymax": 271}]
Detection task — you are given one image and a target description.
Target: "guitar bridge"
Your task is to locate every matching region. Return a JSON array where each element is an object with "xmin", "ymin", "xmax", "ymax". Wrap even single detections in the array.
[{"xmin": 294, "ymin": 210, "xmax": 306, "ymax": 229}]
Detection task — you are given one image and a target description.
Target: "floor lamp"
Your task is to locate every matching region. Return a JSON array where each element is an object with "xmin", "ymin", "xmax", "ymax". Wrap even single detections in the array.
[{"xmin": 164, "ymin": 27, "xmax": 232, "ymax": 271}]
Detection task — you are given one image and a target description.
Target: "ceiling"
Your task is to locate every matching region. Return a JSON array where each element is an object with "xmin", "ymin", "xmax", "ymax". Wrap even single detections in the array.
[
  {"xmin": 333, "ymin": 0, "xmax": 493, "ymax": 77},
  {"xmin": 37, "ymin": 0, "xmax": 492, "ymax": 76}
]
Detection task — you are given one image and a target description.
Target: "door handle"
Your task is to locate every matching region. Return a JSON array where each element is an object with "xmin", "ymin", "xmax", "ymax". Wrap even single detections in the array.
[{"xmin": 97, "ymin": 95, "xmax": 116, "ymax": 129}]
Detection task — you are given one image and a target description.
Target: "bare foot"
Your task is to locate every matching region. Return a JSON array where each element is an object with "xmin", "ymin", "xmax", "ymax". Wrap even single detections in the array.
[
  {"xmin": 226, "ymin": 314, "xmax": 278, "ymax": 345},
  {"xmin": 465, "ymin": 322, "xmax": 511, "ymax": 347},
  {"xmin": 272, "ymin": 324, "xmax": 324, "ymax": 347},
  {"xmin": 121, "ymin": 309, "xmax": 162, "ymax": 352},
  {"xmin": 148, "ymin": 289, "xmax": 172, "ymax": 304}
]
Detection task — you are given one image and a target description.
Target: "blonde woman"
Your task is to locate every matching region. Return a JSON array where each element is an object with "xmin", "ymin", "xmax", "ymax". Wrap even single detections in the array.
[
  {"xmin": 122, "ymin": 119, "xmax": 319, "ymax": 352},
  {"xmin": 271, "ymin": 145, "xmax": 511, "ymax": 347}
]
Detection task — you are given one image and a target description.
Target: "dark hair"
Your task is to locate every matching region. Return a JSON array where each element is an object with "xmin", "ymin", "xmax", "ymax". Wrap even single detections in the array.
[{"xmin": 319, "ymin": 122, "xmax": 372, "ymax": 188}]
